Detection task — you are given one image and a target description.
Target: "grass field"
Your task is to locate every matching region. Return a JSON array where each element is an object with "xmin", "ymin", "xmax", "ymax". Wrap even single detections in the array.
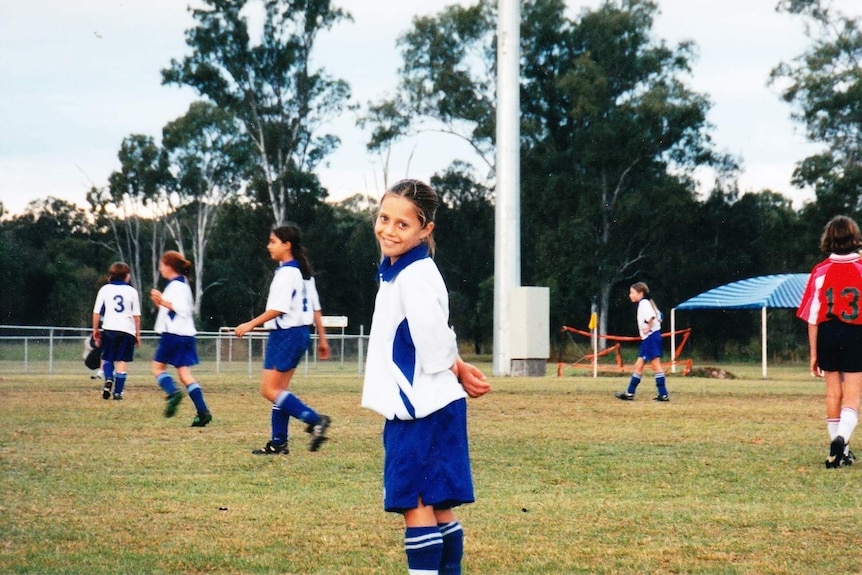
[{"xmin": 1, "ymin": 361, "xmax": 860, "ymax": 574}]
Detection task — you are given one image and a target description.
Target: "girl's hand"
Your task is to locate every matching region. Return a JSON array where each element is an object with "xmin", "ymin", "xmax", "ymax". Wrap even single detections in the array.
[
  {"xmin": 150, "ymin": 289, "xmax": 163, "ymax": 306},
  {"xmin": 455, "ymin": 359, "xmax": 491, "ymax": 398},
  {"xmin": 234, "ymin": 322, "xmax": 254, "ymax": 338}
]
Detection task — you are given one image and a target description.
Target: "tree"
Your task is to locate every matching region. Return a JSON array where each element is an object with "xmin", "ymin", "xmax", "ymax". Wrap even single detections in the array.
[
  {"xmin": 89, "ymin": 134, "xmax": 170, "ymax": 305},
  {"xmin": 161, "ymin": 101, "xmax": 255, "ymax": 318},
  {"xmin": 431, "ymin": 162, "xmax": 495, "ymax": 352},
  {"xmin": 162, "ymin": 0, "xmax": 352, "ymax": 225},
  {"xmin": 366, "ymin": 0, "xmax": 728, "ymax": 347},
  {"xmin": 771, "ymin": 0, "xmax": 862, "ymax": 220}
]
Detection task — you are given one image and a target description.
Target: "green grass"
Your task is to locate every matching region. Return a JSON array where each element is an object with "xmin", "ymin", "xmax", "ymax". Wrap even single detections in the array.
[{"xmin": 1, "ymin": 362, "xmax": 859, "ymax": 574}]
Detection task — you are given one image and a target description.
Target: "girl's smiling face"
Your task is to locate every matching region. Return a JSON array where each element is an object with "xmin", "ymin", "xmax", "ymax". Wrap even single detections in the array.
[
  {"xmin": 267, "ymin": 233, "xmax": 293, "ymax": 263},
  {"xmin": 375, "ymin": 194, "xmax": 434, "ymax": 263}
]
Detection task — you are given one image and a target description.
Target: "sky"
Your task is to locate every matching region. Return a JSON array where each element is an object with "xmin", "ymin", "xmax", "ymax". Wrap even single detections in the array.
[{"xmin": 1, "ymin": 0, "xmax": 859, "ymax": 218}]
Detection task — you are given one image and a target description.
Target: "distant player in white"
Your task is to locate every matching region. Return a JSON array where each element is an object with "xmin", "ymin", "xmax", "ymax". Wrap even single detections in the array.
[
  {"xmin": 362, "ymin": 179, "xmax": 490, "ymax": 575},
  {"xmin": 92, "ymin": 262, "xmax": 140, "ymax": 400},
  {"xmin": 234, "ymin": 224, "xmax": 331, "ymax": 454},
  {"xmin": 615, "ymin": 282, "xmax": 669, "ymax": 401},
  {"xmin": 150, "ymin": 250, "xmax": 212, "ymax": 427}
]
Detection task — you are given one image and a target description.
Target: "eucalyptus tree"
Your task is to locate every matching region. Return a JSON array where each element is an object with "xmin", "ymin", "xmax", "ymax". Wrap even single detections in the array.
[
  {"xmin": 160, "ymin": 101, "xmax": 255, "ymax": 318},
  {"xmin": 771, "ymin": 0, "xmax": 862, "ymax": 221},
  {"xmin": 88, "ymin": 134, "xmax": 170, "ymax": 304},
  {"xmin": 162, "ymin": 0, "xmax": 352, "ymax": 225}
]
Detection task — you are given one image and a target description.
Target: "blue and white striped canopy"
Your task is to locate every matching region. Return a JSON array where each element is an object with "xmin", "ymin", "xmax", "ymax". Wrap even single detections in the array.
[{"xmin": 674, "ymin": 274, "xmax": 809, "ymax": 310}]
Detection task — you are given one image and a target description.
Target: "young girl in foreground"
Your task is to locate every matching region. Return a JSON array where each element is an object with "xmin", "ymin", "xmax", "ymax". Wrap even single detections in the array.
[
  {"xmin": 150, "ymin": 251, "xmax": 212, "ymax": 427},
  {"xmin": 234, "ymin": 224, "xmax": 331, "ymax": 454},
  {"xmin": 362, "ymin": 179, "xmax": 490, "ymax": 575},
  {"xmin": 797, "ymin": 215, "xmax": 862, "ymax": 468}
]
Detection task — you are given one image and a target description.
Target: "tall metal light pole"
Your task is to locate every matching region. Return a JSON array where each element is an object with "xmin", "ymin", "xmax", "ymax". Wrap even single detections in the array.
[{"xmin": 493, "ymin": 0, "xmax": 521, "ymax": 376}]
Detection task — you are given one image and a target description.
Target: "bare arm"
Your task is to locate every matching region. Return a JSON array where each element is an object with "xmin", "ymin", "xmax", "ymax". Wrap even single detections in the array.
[
  {"xmin": 313, "ymin": 310, "xmax": 331, "ymax": 360},
  {"xmin": 234, "ymin": 309, "xmax": 283, "ymax": 338}
]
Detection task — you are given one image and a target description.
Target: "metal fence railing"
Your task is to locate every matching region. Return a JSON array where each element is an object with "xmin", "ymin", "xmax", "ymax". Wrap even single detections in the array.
[{"xmin": 0, "ymin": 324, "xmax": 368, "ymax": 378}]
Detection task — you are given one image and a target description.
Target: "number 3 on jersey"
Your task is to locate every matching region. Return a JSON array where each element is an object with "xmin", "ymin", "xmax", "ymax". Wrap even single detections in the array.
[{"xmin": 826, "ymin": 286, "xmax": 860, "ymax": 321}]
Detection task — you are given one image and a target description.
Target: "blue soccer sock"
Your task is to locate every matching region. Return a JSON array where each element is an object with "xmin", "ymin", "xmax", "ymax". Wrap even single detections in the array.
[
  {"xmin": 655, "ymin": 372, "xmax": 667, "ymax": 396},
  {"xmin": 438, "ymin": 522, "xmax": 464, "ymax": 575},
  {"xmin": 271, "ymin": 405, "xmax": 289, "ymax": 444},
  {"xmin": 103, "ymin": 361, "xmax": 115, "ymax": 383},
  {"xmin": 274, "ymin": 390, "xmax": 319, "ymax": 425},
  {"xmin": 156, "ymin": 372, "xmax": 178, "ymax": 396},
  {"xmin": 405, "ymin": 526, "xmax": 443, "ymax": 574},
  {"xmin": 187, "ymin": 382, "xmax": 209, "ymax": 414},
  {"xmin": 626, "ymin": 373, "xmax": 642, "ymax": 395},
  {"xmin": 114, "ymin": 372, "xmax": 126, "ymax": 395}
]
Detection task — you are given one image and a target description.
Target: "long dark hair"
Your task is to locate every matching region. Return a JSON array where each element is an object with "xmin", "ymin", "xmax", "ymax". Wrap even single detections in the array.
[{"xmin": 272, "ymin": 223, "xmax": 313, "ymax": 279}]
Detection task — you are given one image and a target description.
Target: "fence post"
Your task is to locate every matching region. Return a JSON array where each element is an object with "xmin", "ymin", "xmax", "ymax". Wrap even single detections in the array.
[{"xmin": 357, "ymin": 325, "xmax": 365, "ymax": 375}]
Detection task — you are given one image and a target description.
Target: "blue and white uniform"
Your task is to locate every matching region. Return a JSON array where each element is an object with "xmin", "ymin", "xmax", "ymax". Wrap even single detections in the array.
[
  {"xmin": 362, "ymin": 244, "xmax": 473, "ymax": 513},
  {"xmin": 263, "ymin": 260, "xmax": 309, "ymax": 372},
  {"xmin": 636, "ymin": 298, "xmax": 662, "ymax": 361},
  {"xmin": 153, "ymin": 276, "xmax": 198, "ymax": 367},
  {"xmin": 93, "ymin": 280, "xmax": 140, "ymax": 362},
  {"xmin": 302, "ymin": 276, "xmax": 321, "ymax": 327}
]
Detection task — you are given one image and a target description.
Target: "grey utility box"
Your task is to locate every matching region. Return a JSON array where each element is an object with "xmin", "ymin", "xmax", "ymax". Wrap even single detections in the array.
[{"xmin": 509, "ymin": 286, "xmax": 550, "ymax": 377}]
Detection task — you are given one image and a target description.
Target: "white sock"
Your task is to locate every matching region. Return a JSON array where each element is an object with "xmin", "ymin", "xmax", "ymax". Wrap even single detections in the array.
[
  {"xmin": 827, "ymin": 418, "xmax": 840, "ymax": 440},
  {"xmin": 836, "ymin": 408, "xmax": 859, "ymax": 444}
]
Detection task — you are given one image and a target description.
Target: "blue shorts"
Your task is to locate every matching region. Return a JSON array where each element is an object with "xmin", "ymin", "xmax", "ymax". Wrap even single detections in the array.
[
  {"xmin": 382, "ymin": 398, "xmax": 474, "ymax": 513},
  {"xmin": 638, "ymin": 331, "xmax": 663, "ymax": 362},
  {"xmin": 153, "ymin": 333, "xmax": 199, "ymax": 368},
  {"xmin": 817, "ymin": 320, "xmax": 862, "ymax": 372},
  {"xmin": 100, "ymin": 330, "xmax": 136, "ymax": 363},
  {"xmin": 264, "ymin": 327, "xmax": 310, "ymax": 372}
]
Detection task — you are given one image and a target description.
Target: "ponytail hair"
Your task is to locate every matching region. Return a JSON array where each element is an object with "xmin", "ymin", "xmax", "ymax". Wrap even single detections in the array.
[
  {"xmin": 161, "ymin": 250, "xmax": 192, "ymax": 277},
  {"xmin": 272, "ymin": 223, "xmax": 313, "ymax": 279}
]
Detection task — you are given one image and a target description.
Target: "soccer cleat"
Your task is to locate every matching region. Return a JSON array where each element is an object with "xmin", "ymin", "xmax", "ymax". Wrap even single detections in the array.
[
  {"xmin": 164, "ymin": 391, "xmax": 183, "ymax": 418},
  {"xmin": 191, "ymin": 411, "xmax": 212, "ymax": 427},
  {"xmin": 102, "ymin": 380, "xmax": 113, "ymax": 400},
  {"xmin": 252, "ymin": 440, "xmax": 288, "ymax": 455},
  {"xmin": 653, "ymin": 395, "xmax": 670, "ymax": 402},
  {"xmin": 308, "ymin": 415, "xmax": 331, "ymax": 452},
  {"xmin": 826, "ymin": 435, "xmax": 845, "ymax": 468},
  {"xmin": 112, "ymin": 393, "xmax": 124, "ymax": 401},
  {"xmin": 614, "ymin": 391, "xmax": 634, "ymax": 401},
  {"xmin": 842, "ymin": 448, "xmax": 856, "ymax": 467}
]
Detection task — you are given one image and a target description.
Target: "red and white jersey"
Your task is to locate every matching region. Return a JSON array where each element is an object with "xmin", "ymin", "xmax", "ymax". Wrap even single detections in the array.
[
  {"xmin": 797, "ymin": 253, "xmax": 862, "ymax": 325},
  {"xmin": 93, "ymin": 281, "xmax": 140, "ymax": 336}
]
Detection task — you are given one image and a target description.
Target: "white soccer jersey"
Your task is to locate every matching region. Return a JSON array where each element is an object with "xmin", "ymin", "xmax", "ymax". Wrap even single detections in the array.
[
  {"xmin": 93, "ymin": 281, "xmax": 140, "ymax": 336},
  {"xmin": 264, "ymin": 261, "xmax": 308, "ymax": 330},
  {"xmin": 637, "ymin": 298, "xmax": 661, "ymax": 340},
  {"xmin": 362, "ymin": 246, "xmax": 465, "ymax": 420},
  {"xmin": 302, "ymin": 276, "xmax": 322, "ymax": 326},
  {"xmin": 153, "ymin": 277, "xmax": 197, "ymax": 336}
]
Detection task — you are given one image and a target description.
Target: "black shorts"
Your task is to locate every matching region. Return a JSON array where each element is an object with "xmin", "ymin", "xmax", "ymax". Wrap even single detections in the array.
[{"xmin": 817, "ymin": 320, "xmax": 862, "ymax": 372}]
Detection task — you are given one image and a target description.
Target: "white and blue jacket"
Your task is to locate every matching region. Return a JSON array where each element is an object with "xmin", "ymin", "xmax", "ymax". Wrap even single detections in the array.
[
  {"xmin": 264, "ymin": 260, "xmax": 307, "ymax": 330},
  {"xmin": 362, "ymin": 244, "xmax": 466, "ymax": 420}
]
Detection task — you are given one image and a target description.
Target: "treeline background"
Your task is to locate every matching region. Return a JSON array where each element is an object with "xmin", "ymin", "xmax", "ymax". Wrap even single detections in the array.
[{"xmin": 2, "ymin": 0, "xmax": 860, "ymax": 363}]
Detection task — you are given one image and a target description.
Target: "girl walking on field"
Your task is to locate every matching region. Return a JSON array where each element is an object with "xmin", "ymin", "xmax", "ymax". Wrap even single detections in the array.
[
  {"xmin": 234, "ymin": 224, "xmax": 331, "ymax": 455},
  {"xmin": 797, "ymin": 215, "xmax": 862, "ymax": 468},
  {"xmin": 615, "ymin": 282, "xmax": 669, "ymax": 402},
  {"xmin": 150, "ymin": 250, "xmax": 212, "ymax": 427},
  {"xmin": 92, "ymin": 262, "xmax": 140, "ymax": 400},
  {"xmin": 362, "ymin": 179, "xmax": 490, "ymax": 575}
]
